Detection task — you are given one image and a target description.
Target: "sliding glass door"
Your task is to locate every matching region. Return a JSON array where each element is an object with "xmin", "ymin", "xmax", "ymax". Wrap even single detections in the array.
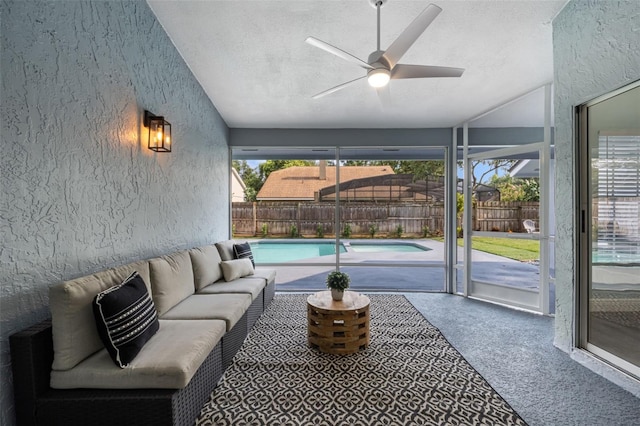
[{"xmin": 578, "ymin": 81, "xmax": 640, "ymax": 378}]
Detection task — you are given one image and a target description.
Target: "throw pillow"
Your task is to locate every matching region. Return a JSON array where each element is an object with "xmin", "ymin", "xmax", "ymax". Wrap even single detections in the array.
[
  {"xmin": 93, "ymin": 271, "xmax": 159, "ymax": 368},
  {"xmin": 220, "ymin": 258, "xmax": 255, "ymax": 282},
  {"xmin": 233, "ymin": 242, "xmax": 255, "ymax": 267}
]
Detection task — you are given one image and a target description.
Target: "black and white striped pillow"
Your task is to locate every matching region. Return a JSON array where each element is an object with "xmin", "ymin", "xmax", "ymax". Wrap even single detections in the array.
[
  {"xmin": 93, "ymin": 271, "xmax": 159, "ymax": 368},
  {"xmin": 233, "ymin": 242, "xmax": 255, "ymax": 267}
]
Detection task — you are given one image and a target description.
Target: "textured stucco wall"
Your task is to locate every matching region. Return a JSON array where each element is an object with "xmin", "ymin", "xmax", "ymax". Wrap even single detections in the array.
[
  {"xmin": 0, "ymin": 1, "xmax": 229, "ymax": 424},
  {"xmin": 553, "ymin": 0, "xmax": 640, "ymax": 388}
]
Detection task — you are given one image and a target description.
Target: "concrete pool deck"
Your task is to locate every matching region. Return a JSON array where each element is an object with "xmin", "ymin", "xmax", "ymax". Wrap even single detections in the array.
[{"xmin": 246, "ymin": 238, "xmax": 552, "ymax": 311}]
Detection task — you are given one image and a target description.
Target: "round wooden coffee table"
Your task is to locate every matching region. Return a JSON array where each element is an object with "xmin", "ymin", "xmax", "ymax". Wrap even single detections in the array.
[{"xmin": 307, "ymin": 291, "xmax": 370, "ymax": 354}]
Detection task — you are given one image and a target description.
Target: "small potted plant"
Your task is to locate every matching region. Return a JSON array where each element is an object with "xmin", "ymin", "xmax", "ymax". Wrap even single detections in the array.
[{"xmin": 326, "ymin": 270, "xmax": 350, "ymax": 301}]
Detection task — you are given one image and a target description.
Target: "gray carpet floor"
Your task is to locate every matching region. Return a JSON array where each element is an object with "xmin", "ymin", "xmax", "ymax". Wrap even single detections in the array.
[{"xmin": 404, "ymin": 293, "xmax": 640, "ymax": 426}]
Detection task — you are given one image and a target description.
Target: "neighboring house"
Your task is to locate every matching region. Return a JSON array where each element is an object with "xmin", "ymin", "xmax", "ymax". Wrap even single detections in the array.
[
  {"xmin": 231, "ymin": 168, "xmax": 247, "ymax": 202},
  {"xmin": 455, "ymin": 181, "xmax": 500, "ymax": 202},
  {"xmin": 256, "ymin": 162, "xmax": 395, "ymax": 201},
  {"xmin": 258, "ymin": 163, "xmax": 498, "ymax": 203}
]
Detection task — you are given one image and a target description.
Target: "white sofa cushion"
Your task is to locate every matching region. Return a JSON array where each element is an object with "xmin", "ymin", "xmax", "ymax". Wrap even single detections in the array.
[
  {"xmin": 149, "ymin": 250, "xmax": 194, "ymax": 316},
  {"xmin": 160, "ymin": 293, "xmax": 252, "ymax": 331},
  {"xmin": 189, "ymin": 245, "xmax": 223, "ymax": 291},
  {"xmin": 252, "ymin": 267, "xmax": 277, "ymax": 285},
  {"xmin": 50, "ymin": 319, "xmax": 225, "ymax": 389},
  {"xmin": 220, "ymin": 258, "xmax": 254, "ymax": 282},
  {"xmin": 49, "ymin": 260, "xmax": 150, "ymax": 371},
  {"xmin": 214, "ymin": 239, "xmax": 236, "ymax": 261},
  {"xmin": 197, "ymin": 276, "xmax": 265, "ymax": 300}
]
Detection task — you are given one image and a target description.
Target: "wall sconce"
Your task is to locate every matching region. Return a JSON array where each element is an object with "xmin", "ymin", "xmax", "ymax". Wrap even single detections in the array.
[{"xmin": 144, "ymin": 110, "xmax": 171, "ymax": 152}]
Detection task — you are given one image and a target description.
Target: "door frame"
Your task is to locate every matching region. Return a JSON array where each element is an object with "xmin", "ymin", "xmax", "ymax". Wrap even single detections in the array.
[{"xmin": 462, "ymin": 142, "xmax": 551, "ymax": 313}]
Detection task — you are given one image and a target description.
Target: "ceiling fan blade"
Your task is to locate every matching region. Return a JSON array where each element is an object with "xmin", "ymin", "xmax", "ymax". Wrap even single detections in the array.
[
  {"xmin": 391, "ymin": 64, "xmax": 464, "ymax": 79},
  {"xmin": 305, "ymin": 37, "xmax": 374, "ymax": 70},
  {"xmin": 376, "ymin": 85, "xmax": 391, "ymax": 110},
  {"xmin": 382, "ymin": 4, "xmax": 442, "ymax": 69},
  {"xmin": 311, "ymin": 76, "xmax": 366, "ymax": 99}
]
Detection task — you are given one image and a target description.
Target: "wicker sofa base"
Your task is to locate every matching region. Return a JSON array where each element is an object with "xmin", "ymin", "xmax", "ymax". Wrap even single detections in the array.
[
  {"xmin": 10, "ymin": 321, "xmax": 224, "ymax": 426},
  {"xmin": 221, "ymin": 312, "xmax": 249, "ymax": 369},
  {"xmin": 10, "ymin": 269, "xmax": 277, "ymax": 426},
  {"xmin": 264, "ymin": 279, "xmax": 276, "ymax": 307},
  {"xmin": 10, "ymin": 289, "xmax": 277, "ymax": 426},
  {"xmin": 41, "ymin": 345, "xmax": 222, "ymax": 426},
  {"xmin": 246, "ymin": 290, "xmax": 264, "ymax": 330}
]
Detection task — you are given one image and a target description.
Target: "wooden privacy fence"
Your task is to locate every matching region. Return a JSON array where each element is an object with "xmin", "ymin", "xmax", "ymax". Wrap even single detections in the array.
[
  {"xmin": 474, "ymin": 201, "xmax": 539, "ymax": 233},
  {"xmin": 233, "ymin": 201, "xmax": 540, "ymax": 237}
]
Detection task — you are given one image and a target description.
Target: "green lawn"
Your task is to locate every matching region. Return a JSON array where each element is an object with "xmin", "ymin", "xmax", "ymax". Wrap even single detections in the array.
[
  {"xmin": 435, "ymin": 236, "xmax": 540, "ymax": 261},
  {"xmin": 465, "ymin": 237, "xmax": 539, "ymax": 261}
]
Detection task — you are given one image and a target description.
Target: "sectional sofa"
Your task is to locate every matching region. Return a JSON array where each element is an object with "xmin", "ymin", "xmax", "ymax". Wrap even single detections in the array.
[{"xmin": 10, "ymin": 240, "xmax": 275, "ymax": 426}]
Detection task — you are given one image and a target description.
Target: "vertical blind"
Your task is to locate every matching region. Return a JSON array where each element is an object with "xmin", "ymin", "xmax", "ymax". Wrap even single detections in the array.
[{"xmin": 594, "ymin": 133, "xmax": 640, "ymax": 260}]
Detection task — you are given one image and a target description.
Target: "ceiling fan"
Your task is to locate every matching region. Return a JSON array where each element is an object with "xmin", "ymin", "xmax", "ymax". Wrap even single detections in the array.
[{"xmin": 306, "ymin": 0, "xmax": 464, "ymax": 99}]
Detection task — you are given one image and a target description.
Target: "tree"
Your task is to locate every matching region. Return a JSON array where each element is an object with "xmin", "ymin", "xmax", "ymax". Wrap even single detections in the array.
[
  {"xmin": 258, "ymin": 160, "xmax": 316, "ymax": 182},
  {"xmin": 489, "ymin": 174, "xmax": 540, "ymax": 202},
  {"xmin": 342, "ymin": 160, "xmax": 445, "ymax": 180},
  {"xmin": 232, "ymin": 160, "xmax": 262, "ymax": 202},
  {"xmin": 462, "ymin": 160, "xmax": 517, "ymax": 191},
  {"xmin": 520, "ymin": 178, "xmax": 540, "ymax": 201}
]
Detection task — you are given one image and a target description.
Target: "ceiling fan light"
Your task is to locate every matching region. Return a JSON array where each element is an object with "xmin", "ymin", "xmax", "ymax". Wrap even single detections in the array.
[{"xmin": 367, "ymin": 68, "xmax": 390, "ymax": 88}]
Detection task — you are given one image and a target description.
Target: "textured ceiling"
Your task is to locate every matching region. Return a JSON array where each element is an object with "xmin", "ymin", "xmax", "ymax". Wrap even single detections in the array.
[{"xmin": 148, "ymin": 0, "xmax": 567, "ymax": 129}]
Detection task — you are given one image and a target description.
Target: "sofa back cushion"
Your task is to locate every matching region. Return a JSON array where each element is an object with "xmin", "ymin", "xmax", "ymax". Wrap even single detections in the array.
[
  {"xmin": 149, "ymin": 250, "xmax": 195, "ymax": 316},
  {"xmin": 49, "ymin": 260, "xmax": 151, "ymax": 371},
  {"xmin": 214, "ymin": 239, "xmax": 236, "ymax": 261},
  {"xmin": 189, "ymin": 245, "xmax": 223, "ymax": 291}
]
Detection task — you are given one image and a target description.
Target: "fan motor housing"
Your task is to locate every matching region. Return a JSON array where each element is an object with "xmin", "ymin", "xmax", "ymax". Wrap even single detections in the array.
[{"xmin": 368, "ymin": 51, "xmax": 389, "ymax": 69}]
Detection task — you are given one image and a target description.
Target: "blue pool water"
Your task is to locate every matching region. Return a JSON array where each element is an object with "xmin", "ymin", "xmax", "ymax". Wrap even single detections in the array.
[
  {"xmin": 592, "ymin": 250, "xmax": 640, "ymax": 264},
  {"xmin": 250, "ymin": 242, "xmax": 346, "ymax": 263},
  {"xmin": 349, "ymin": 243, "xmax": 430, "ymax": 253},
  {"xmin": 249, "ymin": 241, "xmax": 430, "ymax": 263}
]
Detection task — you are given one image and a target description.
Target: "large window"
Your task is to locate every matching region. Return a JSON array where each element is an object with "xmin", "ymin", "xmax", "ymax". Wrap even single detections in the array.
[{"xmin": 231, "ymin": 147, "xmax": 450, "ymax": 292}]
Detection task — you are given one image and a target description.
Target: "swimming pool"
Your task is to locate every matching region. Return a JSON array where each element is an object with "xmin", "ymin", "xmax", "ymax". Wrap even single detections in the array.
[
  {"xmin": 592, "ymin": 250, "xmax": 640, "ymax": 265},
  {"xmin": 348, "ymin": 243, "xmax": 430, "ymax": 253},
  {"xmin": 249, "ymin": 241, "xmax": 430, "ymax": 263},
  {"xmin": 250, "ymin": 242, "xmax": 346, "ymax": 263}
]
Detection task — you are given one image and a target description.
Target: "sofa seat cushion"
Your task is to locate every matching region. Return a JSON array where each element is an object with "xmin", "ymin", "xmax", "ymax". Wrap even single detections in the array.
[
  {"xmin": 189, "ymin": 245, "xmax": 223, "ymax": 291},
  {"xmin": 160, "ymin": 294, "xmax": 252, "ymax": 331},
  {"xmin": 149, "ymin": 250, "xmax": 195, "ymax": 316},
  {"xmin": 50, "ymin": 319, "xmax": 225, "ymax": 389},
  {"xmin": 49, "ymin": 260, "xmax": 151, "ymax": 371},
  {"xmin": 252, "ymin": 267, "xmax": 277, "ymax": 285},
  {"xmin": 197, "ymin": 277, "xmax": 265, "ymax": 300}
]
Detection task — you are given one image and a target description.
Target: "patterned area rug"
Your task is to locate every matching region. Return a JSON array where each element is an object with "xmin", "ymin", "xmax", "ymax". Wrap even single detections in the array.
[{"xmin": 197, "ymin": 294, "xmax": 527, "ymax": 425}]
